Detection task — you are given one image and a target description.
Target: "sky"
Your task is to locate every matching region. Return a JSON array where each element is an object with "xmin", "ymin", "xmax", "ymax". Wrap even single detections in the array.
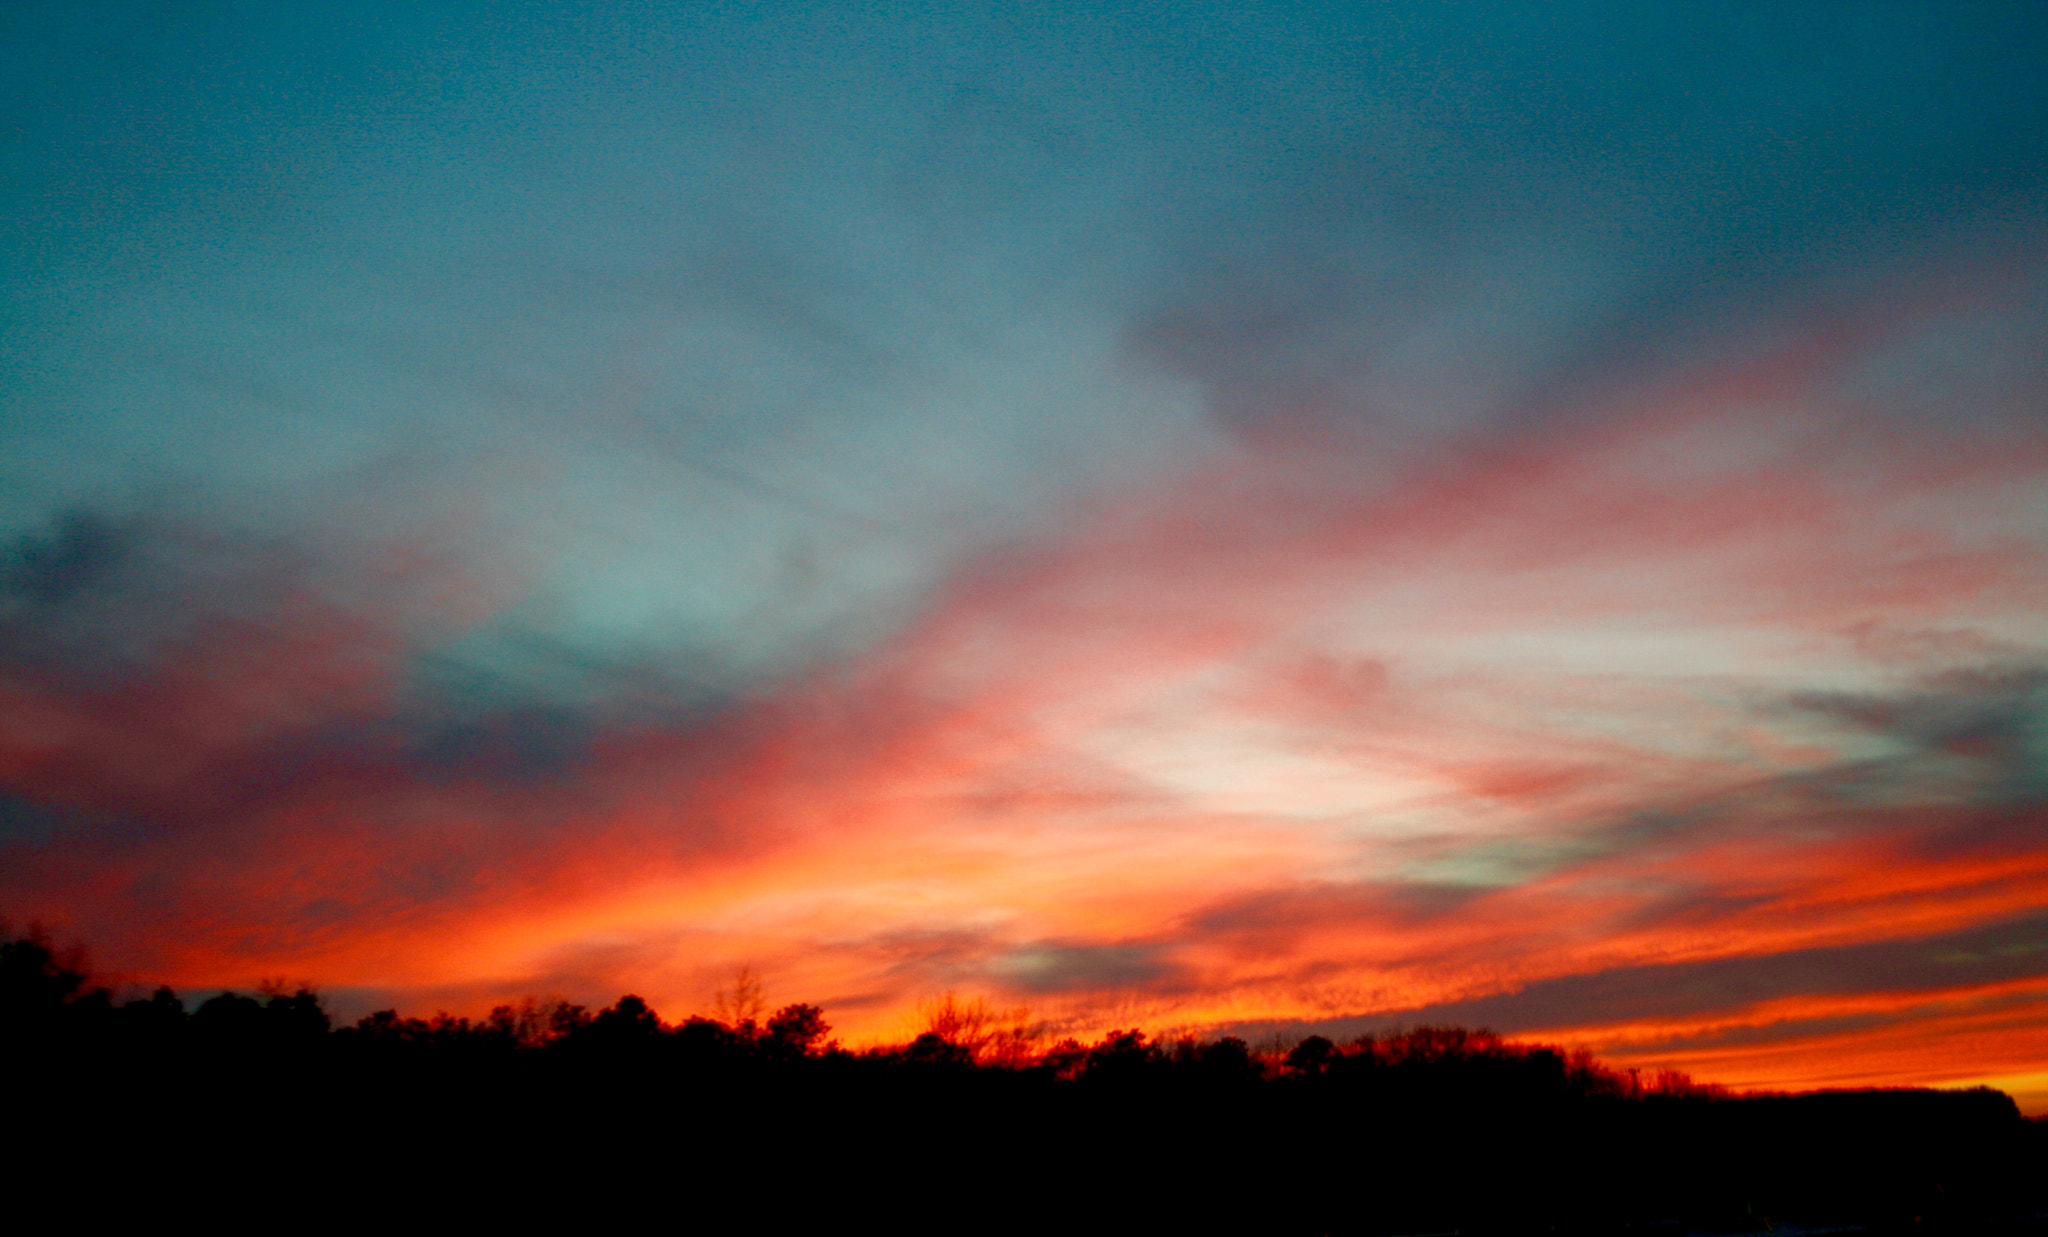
[{"xmin": 4, "ymin": 1, "xmax": 2048, "ymax": 1109}]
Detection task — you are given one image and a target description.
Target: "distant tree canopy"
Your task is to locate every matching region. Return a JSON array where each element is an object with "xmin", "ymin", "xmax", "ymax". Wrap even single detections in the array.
[
  {"xmin": 0, "ymin": 923, "xmax": 1752, "ymax": 1095},
  {"xmin": 5, "ymin": 923, "xmax": 2040, "ymax": 1234}
]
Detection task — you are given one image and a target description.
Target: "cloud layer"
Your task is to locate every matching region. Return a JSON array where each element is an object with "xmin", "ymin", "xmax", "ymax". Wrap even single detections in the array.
[{"xmin": 3, "ymin": 1, "xmax": 2046, "ymax": 1107}]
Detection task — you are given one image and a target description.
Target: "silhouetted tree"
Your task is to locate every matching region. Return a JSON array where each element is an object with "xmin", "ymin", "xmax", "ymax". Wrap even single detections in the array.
[
  {"xmin": 1039, "ymin": 1037, "xmax": 1087, "ymax": 1080},
  {"xmin": 671, "ymin": 1013, "xmax": 744, "ymax": 1062},
  {"xmin": 483, "ymin": 996, "xmax": 578, "ymax": 1048},
  {"xmin": 589, "ymin": 994, "xmax": 663, "ymax": 1037},
  {"xmin": 263, "ymin": 987, "xmax": 331, "ymax": 1040},
  {"xmin": 1283, "ymin": 1034, "xmax": 1336, "ymax": 1077},
  {"xmin": 548, "ymin": 1000, "xmax": 593, "ymax": 1039},
  {"xmin": 762, "ymin": 1002, "xmax": 830, "ymax": 1059},
  {"xmin": 117, "ymin": 986, "xmax": 187, "ymax": 1041},
  {"xmin": 1081, "ymin": 1029, "xmax": 1155, "ymax": 1084},
  {"xmin": 0, "ymin": 927, "xmax": 100, "ymax": 1044},
  {"xmin": 1195, "ymin": 1035, "xmax": 1262, "ymax": 1084},
  {"xmin": 711, "ymin": 965, "xmax": 765, "ymax": 1035},
  {"xmin": 193, "ymin": 991, "xmax": 267, "ymax": 1045},
  {"xmin": 901, "ymin": 1031, "xmax": 973, "ymax": 1068},
  {"xmin": 914, "ymin": 991, "xmax": 1034, "ymax": 1064}
]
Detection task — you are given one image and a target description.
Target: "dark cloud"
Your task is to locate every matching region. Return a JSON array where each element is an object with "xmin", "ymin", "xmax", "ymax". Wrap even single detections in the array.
[
  {"xmin": 998, "ymin": 941, "xmax": 1181, "ymax": 995},
  {"xmin": 1787, "ymin": 665, "xmax": 2048, "ymax": 804},
  {"xmin": 408, "ymin": 706, "xmax": 593, "ymax": 784},
  {"xmin": 1394, "ymin": 661, "xmax": 2048, "ymax": 889},
  {"xmin": 0, "ymin": 495, "xmax": 761, "ymax": 815},
  {"xmin": 0, "ymin": 505, "xmax": 308, "ymax": 687},
  {"xmin": 0, "ymin": 790, "xmax": 70, "ymax": 845},
  {"xmin": 1, "ymin": 511, "xmax": 130, "ymax": 605},
  {"xmin": 1617, "ymin": 889, "xmax": 1781, "ymax": 935},
  {"xmin": 1191, "ymin": 879, "xmax": 1487, "ymax": 945},
  {"xmin": 403, "ymin": 625, "xmax": 741, "ymax": 735},
  {"xmin": 1224, "ymin": 909, "xmax": 2048, "ymax": 1047}
]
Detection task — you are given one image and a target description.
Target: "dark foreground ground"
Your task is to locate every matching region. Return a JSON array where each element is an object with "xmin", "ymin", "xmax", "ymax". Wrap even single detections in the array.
[{"xmin": 8, "ymin": 932, "xmax": 2044, "ymax": 1233}]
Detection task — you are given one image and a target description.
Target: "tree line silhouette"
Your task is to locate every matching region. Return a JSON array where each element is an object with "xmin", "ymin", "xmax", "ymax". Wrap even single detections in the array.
[{"xmin": 8, "ymin": 924, "xmax": 2042, "ymax": 1233}]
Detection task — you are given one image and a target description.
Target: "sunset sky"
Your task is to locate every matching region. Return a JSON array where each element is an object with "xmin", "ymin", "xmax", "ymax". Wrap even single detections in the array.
[{"xmin": 5, "ymin": 2, "xmax": 2048, "ymax": 1110}]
